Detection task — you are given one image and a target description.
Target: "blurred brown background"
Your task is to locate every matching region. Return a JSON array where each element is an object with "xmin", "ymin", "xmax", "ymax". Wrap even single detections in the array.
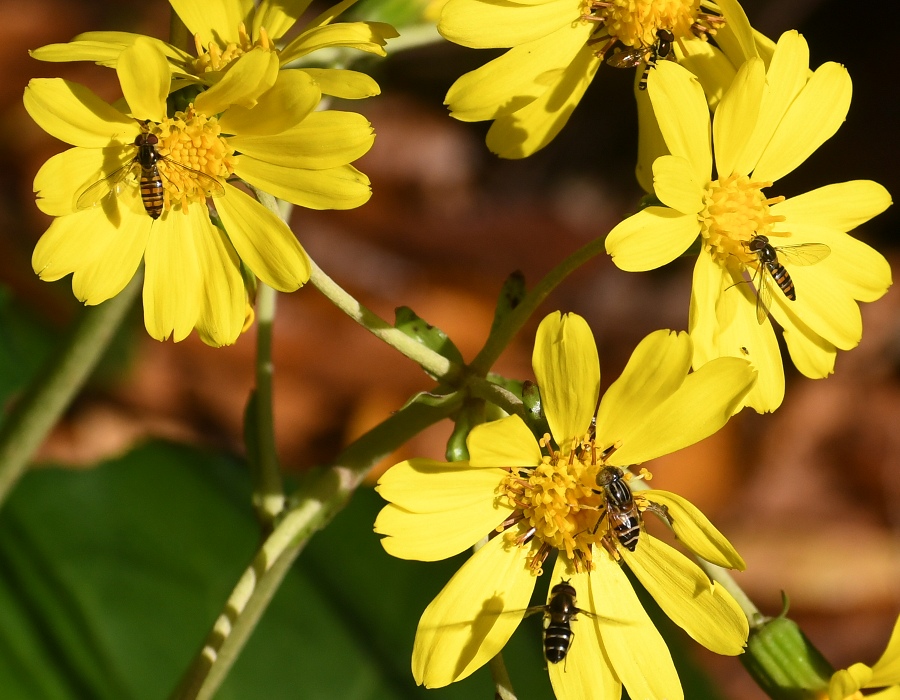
[{"xmin": 2, "ymin": 1, "xmax": 899, "ymax": 697}]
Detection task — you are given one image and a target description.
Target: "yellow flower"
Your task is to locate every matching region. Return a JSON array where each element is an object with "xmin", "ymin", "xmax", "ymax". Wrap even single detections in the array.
[
  {"xmin": 605, "ymin": 31, "xmax": 892, "ymax": 412},
  {"xmin": 375, "ymin": 312, "xmax": 755, "ymax": 697},
  {"xmin": 829, "ymin": 614, "xmax": 900, "ymax": 700},
  {"xmin": 25, "ymin": 37, "xmax": 374, "ymax": 346},
  {"xmin": 31, "ymin": 0, "xmax": 397, "ymax": 103},
  {"xmin": 438, "ymin": 0, "xmax": 763, "ymax": 158}
]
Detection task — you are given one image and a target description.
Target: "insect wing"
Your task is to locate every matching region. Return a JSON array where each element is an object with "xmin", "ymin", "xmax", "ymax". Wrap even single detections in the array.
[
  {"xmin": 158, "ymin": 156, "xmax": 226, "ymax": 199},
  {"xmin": 750, "ymin": 262, "xmax": 774, "ymax": 325},
  {"xmin": 76, "ymin": 160, "xmax": 139, "ymax": 210},
  {"xmin": 606, "ymin": 47, "xmax": 648, "ymax": 68},
  {"xmin": 774, "ymin": 243, "xmax": 831, "ymax": 267}
]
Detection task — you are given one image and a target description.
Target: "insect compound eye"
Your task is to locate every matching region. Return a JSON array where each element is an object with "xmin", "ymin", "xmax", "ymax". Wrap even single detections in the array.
[{"xmin": 145, "ymin": 133, "xmax": 159, "ymax": 145}]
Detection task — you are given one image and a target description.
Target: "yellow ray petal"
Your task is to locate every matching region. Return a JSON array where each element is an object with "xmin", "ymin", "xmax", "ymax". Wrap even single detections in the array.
[
  {"xmin": 590, "ymin": 552, "xmax": 683, "ymax": 700},
  {"xmin": 467, "ymin": 415, "xmax": 542, "ymax": 467},
  {"xmin": 532, "ymin": 312, "xmax": 599, "ymax": 446},
  {"xmin": 439, "ymin": 0, "xmax": 581, "ymax": 48},
  {"xmin": 32, "ymin": 33, "xmax": 192, "ymax": 69},
  {"xmin": 486, "ymin": 43, "xmax": 602, "ymax": 158},
  {"xmin": 635, "ymin": 88, "xmax": 666, "ymax": 193},
  {"xmin": 142, "ymin": 211, "xmax": 202, "ymax": 342},
  {"xmin": 605, "ymin": 207, "xmax": 700, "ymax": 271},
  {"xmin": 547, "ymin": 558, "xmax": 620, "ymax": 700},
  {"xmin": 712, "ymin": 0, "xmax": 758, "ymax": 66},
  {"xmin": 24, "ymin": 79, "xmax": 137, "ymax": 148},
  {"xmin": 235, "ymin": 158, "xmax": 371, "ymax": 211},
  {"xmin": 34, "ymin": 147, "xmax": 110, "ymax": 217},
  {"xmin": 647, "ymin": 62, "xmax": 711, "ymax": 185},
  {"xmin": 772, "ymin": 180, "xmax": 892, "ymax": 233},
  {"xmin": 445, "ymin": 20, "xmax": 592, "ymax": 122},
  {"xmin": 252, "ymin": 0, "xmax": 314, "ymax": 41},
  {"xmin": 713, "ymin": 57, "xmax": 765, "ymax": 177},
  {"xmin": 193, "ymin": 48, "xmax": 278, "ymax": 115},
  {"xmin": 652, "ymin": 155, "xmax": 704, "ymax": 213},
  {"xmin": 192, "ymin": 208, "xmax": 246, "ymax": 347},
  {"xmin": 781, "ymin": 320, "xmax": 837, "ymax": 379},
  {"xmin": 622, "ymin": 536, "xmax": 748, "ymax": 655},
  {"xmin": 215, "ymin": 184, "xmax": 310, "ymax": 291},
  {"xmin": 675, "ymin": 38, "xmax": 736, "ymax": 111},
  {"xmin": 412, "ymin": 536, "xmax": 536, "ymax": 687},
  {"xmin": 228, "ymin": 111, "xmax": 374, "ymax": 169},
  {"xmin": 117, "ymin": 37, "xmax": 169, "ymax": 122},
  {"xmin": 376, "ymin": 459, "xmax": 504, "ymax": 513},
  {"xmin": 217, "ymin": 70, "xmax": 321, "ymax": 136},
  {"xmin": 595, "ymin": 329, "xmax": 692, "ymax": 451},
  {"xmin": 279, "ymin": 22, "xmax": 397, "ymax": 63},
  {"xmin": 170, "ymin": 0, "xmax": 251, "ymax": 46},
  {"xmin": 831, "ymin": 665, "xmax": 873, "ymax": 700},
  {"xmin": 608, "ymin": 356, "xmax": 754, "ymax": 465},
  {"xmin": 753, "ymin": 61, "xmax": 852, "ymax": 183},
  {"xmin": 300, "ymin": 68, "xmax": 380, "ymax": 99},
  {"xmin": 641, "ymin": 490, "xmax": 745, "ymax": 569},
  {"xmin": 870, "ymin": 615, "xmax": 900, "ymax": 686}
]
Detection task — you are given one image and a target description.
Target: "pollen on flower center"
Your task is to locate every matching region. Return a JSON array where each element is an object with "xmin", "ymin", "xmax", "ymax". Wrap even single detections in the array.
[
  {"xmin": 153, "ymin": 108, "xmax": 235, "ymax": 213},
  {"xmin": 584, "ymin": 0, "xmax": 703, "ymax": 48},
  {"xmin": 192, "ymin": 22, "xmax": 275, "ymax": 73},
  {"xmin": 699, "ymin": 174, "xmax": 786, "ymax": 265}
]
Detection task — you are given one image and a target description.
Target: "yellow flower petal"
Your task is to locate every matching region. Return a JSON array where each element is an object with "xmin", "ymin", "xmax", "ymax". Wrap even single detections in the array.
[
  {"xmin": 192, "ymin": 209, "xmax": 246, "ymax": 347},
  {"xmin": 713, "ymin": 57, "xmax": 765, "ymax": 177},
  {"xmin": 301, "ymin": 68, "xmax": 380, "ymax": 99},
  {"xmin": 647, "ymin": 62, "xmax": 711, "ymax": 185},
  {"xmin": 712, "ymin": 0, "xmax": 758, "ymax": 66},
  {"xmin": 193, "ymin": 48, "xmax": 279, "ymax": 115},
  {"xmin": 228, "ymin": 111, "xmax": 374, "ymax": 169},
  {"xmin": 31, "ymin": 32, "xmax": 192, "ymax": 69},
  {"xmin": 596, "ymin": 329, "xmax": 692, "ymax": 452},
  {"xmin": 830, "ymin": 664, "xmax": 873, "ymax": 700},
  {"xmin": 445, "ymin": 20, "xmax": 592, "ymax": 122},
  {"xmin": 439, "ymin": 0, "xmax": 581, "ymax": 48},
  {"xmin": 653, "ymin": 155, "xmax": 705, "ymax": 213},
  {"xmin": 590, "ymin": 552, "xmax": 683, "ymax": 700},
  {"xmin": 24, "ymin": 79, "xmax": 137, "ymax": 148},
  {"xmin": 608, "ymin": 356, "xmax": 755, "ymax": 465},
  {"xmin": 532, "ymin": 312, "xmax": 599, "ymax": 445},
  {"xmin": 547, "ymin": 559, "xmax": 620, "ymax": 700},
  {"xmin": 236, "ymin": 158, "xmax": 371, "ymax": 210},
  {"xmin": 605, "ymin": 207, "xmax": 700, "ymax": 271},
  {"xmin": 622, "ymin": 536, "xmax": 748, "ymax": 655},
  {"xmin": 376, "ymin": 459, "xmax": 504, "ymax": 513},
  {"xmin": 675, "ymin": 37, "xmax": 737, "ymax": 110},
  {"xmin": 142, "ymin": 212, "xmax": 202, "ymax": 342},
  {"xmin": 279, "ymin": 22, "xmax": 397, "ymax": 64},
  {"xmin": 781, "ymin": 322, "xmax": 837, "ymax": 379},
  {"xmin": 771, "ymin": 180, "xmax": 892, "ymax": 239},
  {"xmin": 467, "ymin": 415, "xmax": 542, "ymax": 467},
  {"xmin": 485, "ymin": 43, "xmax": 602, "ymax": 158},
  {"xmin": 412, "ymin": 536, "xmax": 535, "ymax": 687},
  {"xmin": 215, "ymin": 184, "xmax": 310, "ymax": 291},
  {"xmin": 117, "ymin": 37, "xmax": 169, "ymax": 122},
  {"xmin": 642, "ymin": 490, "xmax": 745, "ymax": 569},
  {"xmin": 636, "ymin": 88, "xmax": 666, "ymax": 193},
  {"xmin": 217, "ymin": 70, "xmax": 321, "ymax": 137},
  {"xmin": 170, "ymin": 0, "xmax": 250, "ymax": 46},
  {"xmin": 34, "ymin": 147, "xmax": 108, "ymax": 217},
  {"xmin": 753, "ymin": 61, "xmax": 852, "ymax": 183},
  {"xmin": 871, "ymin": 615, "xmax": 900, "ymax": 686},
  {"xmin": 252, "ymin": 0, "xmax": 313, "ymax": 41}
]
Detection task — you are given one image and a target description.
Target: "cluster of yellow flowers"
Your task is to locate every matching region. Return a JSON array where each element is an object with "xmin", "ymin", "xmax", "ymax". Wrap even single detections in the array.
[{"xmin": 25, "ymin": 1, "xmax": 896, "ymax": 699}]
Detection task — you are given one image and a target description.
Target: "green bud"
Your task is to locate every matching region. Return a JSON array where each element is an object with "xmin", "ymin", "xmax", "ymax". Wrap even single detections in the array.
[
  {"xmin": 741, "ymin": 614, "xmax": 834, "ymax": 700},
  {"xmin": 394, "ymin": 306, "xmax": 464, "ymax": 379}
]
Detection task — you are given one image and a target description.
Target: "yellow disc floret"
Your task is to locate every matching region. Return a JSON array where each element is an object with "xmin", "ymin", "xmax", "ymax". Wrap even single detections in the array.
[
  {"xmin": 193, "ymin": 22, "xmax": 275, "ymax": 73},
  {"xmin": 699, "ymin": 173, "xmax": 786, "ymax": 265},
  {"xmin": 153, "ymin": 108, "xmax": 236, "ymax": 214}
]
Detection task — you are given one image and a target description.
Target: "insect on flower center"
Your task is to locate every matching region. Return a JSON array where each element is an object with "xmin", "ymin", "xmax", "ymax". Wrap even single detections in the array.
[
  {"xmin": 153, "ymin": 108, "xmax": 235, "ymax": 213},
  {"xmin": 583, "ymin": 0, "xmax": 721, "ymax": 49},
  {"xmin": 700, "ymin": 174, "xmax": 786, "ymax": 266},
  {"xmin": 192, "ymin": 23, "xmax": 275, "ymax": 73}
]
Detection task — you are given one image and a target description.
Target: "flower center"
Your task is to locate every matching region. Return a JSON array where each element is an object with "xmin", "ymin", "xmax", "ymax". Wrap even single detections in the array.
[
  {"xmin": 153, "ymin": 108, "xmax": 235, "ymax": 213},
  {"xmin": 497, "ymin": 436, "xmax": 653, "ymax": 573},
  {"xmin": 582, "ymin": 0, "xmax": 723, "ymax": 51},
  {"xmin": 192, "ymin": 23, "xmax": 275, "ymax": 73},
  {"xmin": 699, "ymin": 174, "xmax": 786, "ymax": 266}
]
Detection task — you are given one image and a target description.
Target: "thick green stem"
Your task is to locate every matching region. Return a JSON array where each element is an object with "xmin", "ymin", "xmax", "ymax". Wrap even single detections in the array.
[
  {"xmin": 470, "ymin": 236, "xmax": 607, "ymax": 376},
  {"xmin": 0, "ymin": 272, "xmax": 142, "ymax": 508},
  {"xmin": 250, "ymin": 282, "xmax": 285, "ymax": 527}
]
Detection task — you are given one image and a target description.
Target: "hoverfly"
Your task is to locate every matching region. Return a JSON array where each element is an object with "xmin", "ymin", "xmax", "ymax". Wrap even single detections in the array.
[
  {"xmin": 606, "ymin": 29, "xmax": 675, "ymax": 90},
  {"xmin": 745, "ymin": 234, "xmax": 831, "ymax": 324},
  {"xmin": 76, "ymin": 120, "xmax": 225, "ymax": 219},
  {"xmin": 595, "ymin": 466, "xmax": 642, "ymax": 551},
  {"xmin": 524, "ymin": 579, "xmax": 596, "ymax": 664}
]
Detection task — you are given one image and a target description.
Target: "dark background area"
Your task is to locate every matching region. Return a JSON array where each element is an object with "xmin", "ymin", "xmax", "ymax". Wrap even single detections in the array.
[{"xmin": 1, "ymin": 1, "xmax": 898, "ymax": 698}]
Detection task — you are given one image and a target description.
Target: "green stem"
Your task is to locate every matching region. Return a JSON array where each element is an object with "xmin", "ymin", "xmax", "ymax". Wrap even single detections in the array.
[
  {"xmin": 170, "ymin": 389, "xmax": 462, "ymax": 700},
  {"xmin": 308, "ymin": 259, "xmax": 460, "ymax": 382},
  {"xmin": 466, "ymin": 376, "xmax": 524, "ymax": 417},
  {"xmin": 0, "ymin": 272, "xmax": 142, "ymax": 507},
  {"xmin": 250, "ymin": 282, "xmax": 284, "ymax": 527},
  {"xmin": 470, "ymin": 236, "xmax": 607, "ymax": 376}
]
